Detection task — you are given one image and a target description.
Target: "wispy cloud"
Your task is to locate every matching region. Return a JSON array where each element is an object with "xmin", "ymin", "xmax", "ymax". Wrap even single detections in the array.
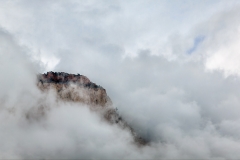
[{"xmin": 1, "ymin": 0, "xmax": 240, "ymax": 159}]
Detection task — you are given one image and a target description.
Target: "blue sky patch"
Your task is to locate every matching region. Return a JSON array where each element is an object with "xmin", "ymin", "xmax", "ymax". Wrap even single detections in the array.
[{"xmin": 187, "ymin": 36, "xmax": 205, "ymax": 54}]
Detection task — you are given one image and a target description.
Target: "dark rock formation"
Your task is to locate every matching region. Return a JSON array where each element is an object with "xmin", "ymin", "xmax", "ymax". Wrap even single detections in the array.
[
  {"xmin": 37, "ymin": 71, "xmax": 147, "ymax": 146},
  {"xmin": 37, "ymin": 71, "xmax": 110, "ymax": 107}
]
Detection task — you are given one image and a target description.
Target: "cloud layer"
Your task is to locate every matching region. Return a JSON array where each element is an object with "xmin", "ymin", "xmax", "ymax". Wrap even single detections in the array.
[{"xmin": 1, "ymin": 0, "xmax": 240, "ymax": 159}]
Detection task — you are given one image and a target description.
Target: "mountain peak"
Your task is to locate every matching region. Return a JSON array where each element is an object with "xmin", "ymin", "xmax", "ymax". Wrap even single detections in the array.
[{"xmin": 37, "ymin": 72, "xmax": 148, "ymax": 146}]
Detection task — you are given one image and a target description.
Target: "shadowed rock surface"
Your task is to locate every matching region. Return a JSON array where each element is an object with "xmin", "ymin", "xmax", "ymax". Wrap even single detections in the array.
[
  {"xmin": 37, "ymin": 71, "xmax": 147, "ymax": 146},
  {"xmin": 37, "ymin": 72, "xmax": 110, "ymax": 107}
]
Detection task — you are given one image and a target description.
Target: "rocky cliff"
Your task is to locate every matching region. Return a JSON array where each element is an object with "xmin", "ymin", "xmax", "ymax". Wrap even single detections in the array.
[
  {"xmin": 37, "ymin": 72, "xmax": 147, "ymax": 146},
  {"xmin": 37, "ymin": 72, "xmax": 111, "ymax": 107}
]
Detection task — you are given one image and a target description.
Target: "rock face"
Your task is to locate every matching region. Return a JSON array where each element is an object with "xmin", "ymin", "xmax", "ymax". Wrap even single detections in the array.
[
  {"xmin": 37, "ymin": 71, "xmax": 147, "ymax": 146},
  {"xmin": 37, "ymin": 72, "xmax": 110, "ymax": 107}
]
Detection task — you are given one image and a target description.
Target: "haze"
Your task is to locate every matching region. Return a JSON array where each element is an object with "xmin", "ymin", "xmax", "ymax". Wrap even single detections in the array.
[{"xmin": 1, "ymin": 0, "xmax": 240, "ymax": 159}]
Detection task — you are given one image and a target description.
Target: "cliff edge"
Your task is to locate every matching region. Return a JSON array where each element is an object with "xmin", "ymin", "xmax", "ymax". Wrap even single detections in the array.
[{"xmin": 37, "ymin": 72, "xmax": 147, "ymax": 146}]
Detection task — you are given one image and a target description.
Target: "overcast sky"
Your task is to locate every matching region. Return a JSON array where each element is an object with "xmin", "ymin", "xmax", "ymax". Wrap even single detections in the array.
[{"xmin": 1, "ymin": 0, "xmax": 240, "ymax": 159}]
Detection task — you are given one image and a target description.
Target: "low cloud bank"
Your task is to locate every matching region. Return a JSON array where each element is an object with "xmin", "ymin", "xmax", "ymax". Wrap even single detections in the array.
[
  {"xmin": 0, "ymin": 29, "xmax": 148, "ymax": 159},
  {"xmin": 1, "ymin": 1, "xmax": 240, "ymax": 159}
]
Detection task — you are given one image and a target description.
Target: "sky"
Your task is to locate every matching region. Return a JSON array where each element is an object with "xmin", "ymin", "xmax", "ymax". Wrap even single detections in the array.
[{"xmin": 1, "ymin": 0, "xmax": 240, "ymax": 159}]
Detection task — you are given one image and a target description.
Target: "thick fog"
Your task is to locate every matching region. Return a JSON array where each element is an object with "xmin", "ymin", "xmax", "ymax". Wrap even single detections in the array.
[{"xmin": 1, "ymin": 0, "xmax": 240, "ymax": 159}]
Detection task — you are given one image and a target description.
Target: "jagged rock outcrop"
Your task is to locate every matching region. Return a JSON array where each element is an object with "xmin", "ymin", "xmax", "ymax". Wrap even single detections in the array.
[
  {"xmin": 37, "ymin": 72, "xmax": 110, "ymax": 107},
  {"xmin": 37, "ymin": 71, "xmax": 147, "ymax": 146}
]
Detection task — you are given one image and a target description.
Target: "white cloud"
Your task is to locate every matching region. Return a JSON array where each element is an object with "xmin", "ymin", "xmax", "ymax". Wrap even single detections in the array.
[{"xmin": 1, "ymin": 0, "xmax": 240, "ymax": 159}]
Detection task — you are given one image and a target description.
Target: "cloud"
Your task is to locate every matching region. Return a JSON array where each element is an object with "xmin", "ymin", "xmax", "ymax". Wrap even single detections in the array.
[
  {"xmin": 0, "ymin": 27, "xmax": 149, "ymax": 159},
  {"xmin": 199, "ymin": 8, "xmax": 240, "ymax": 77},
  {"xmin": 1, "ymin": 0, "xmax": 240, "ymax": 159},
  {"xmin": 53, "ymin": 48, "xmax": 240, "ymax": 158}
]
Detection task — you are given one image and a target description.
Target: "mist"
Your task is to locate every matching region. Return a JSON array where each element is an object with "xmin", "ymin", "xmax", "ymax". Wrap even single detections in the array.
[{"xmin": 1, "ymin": 0, "xmax": 240, "ymax": 159}]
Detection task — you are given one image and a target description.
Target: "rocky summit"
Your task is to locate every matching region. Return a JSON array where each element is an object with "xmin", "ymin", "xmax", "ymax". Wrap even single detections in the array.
[
  {"xmin": 37, "ymin": 71, "xmax": 111, "ymax": 107},
  {"xmin": 37, "ymin": 71, "xmax": 147, "ymax": 146}
]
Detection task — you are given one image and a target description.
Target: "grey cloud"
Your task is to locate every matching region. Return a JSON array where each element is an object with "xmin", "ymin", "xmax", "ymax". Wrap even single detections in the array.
[
  {"xmin": 0, "ymin": 28, "xmax": 150, "ymax": 159},
  {"xmin": 2, "ymin": 0, "xmax": 240, "ymax": 159},
  {"xmin": 54, "ymin": 45, "xmax": 240, "ymax": 158}
]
